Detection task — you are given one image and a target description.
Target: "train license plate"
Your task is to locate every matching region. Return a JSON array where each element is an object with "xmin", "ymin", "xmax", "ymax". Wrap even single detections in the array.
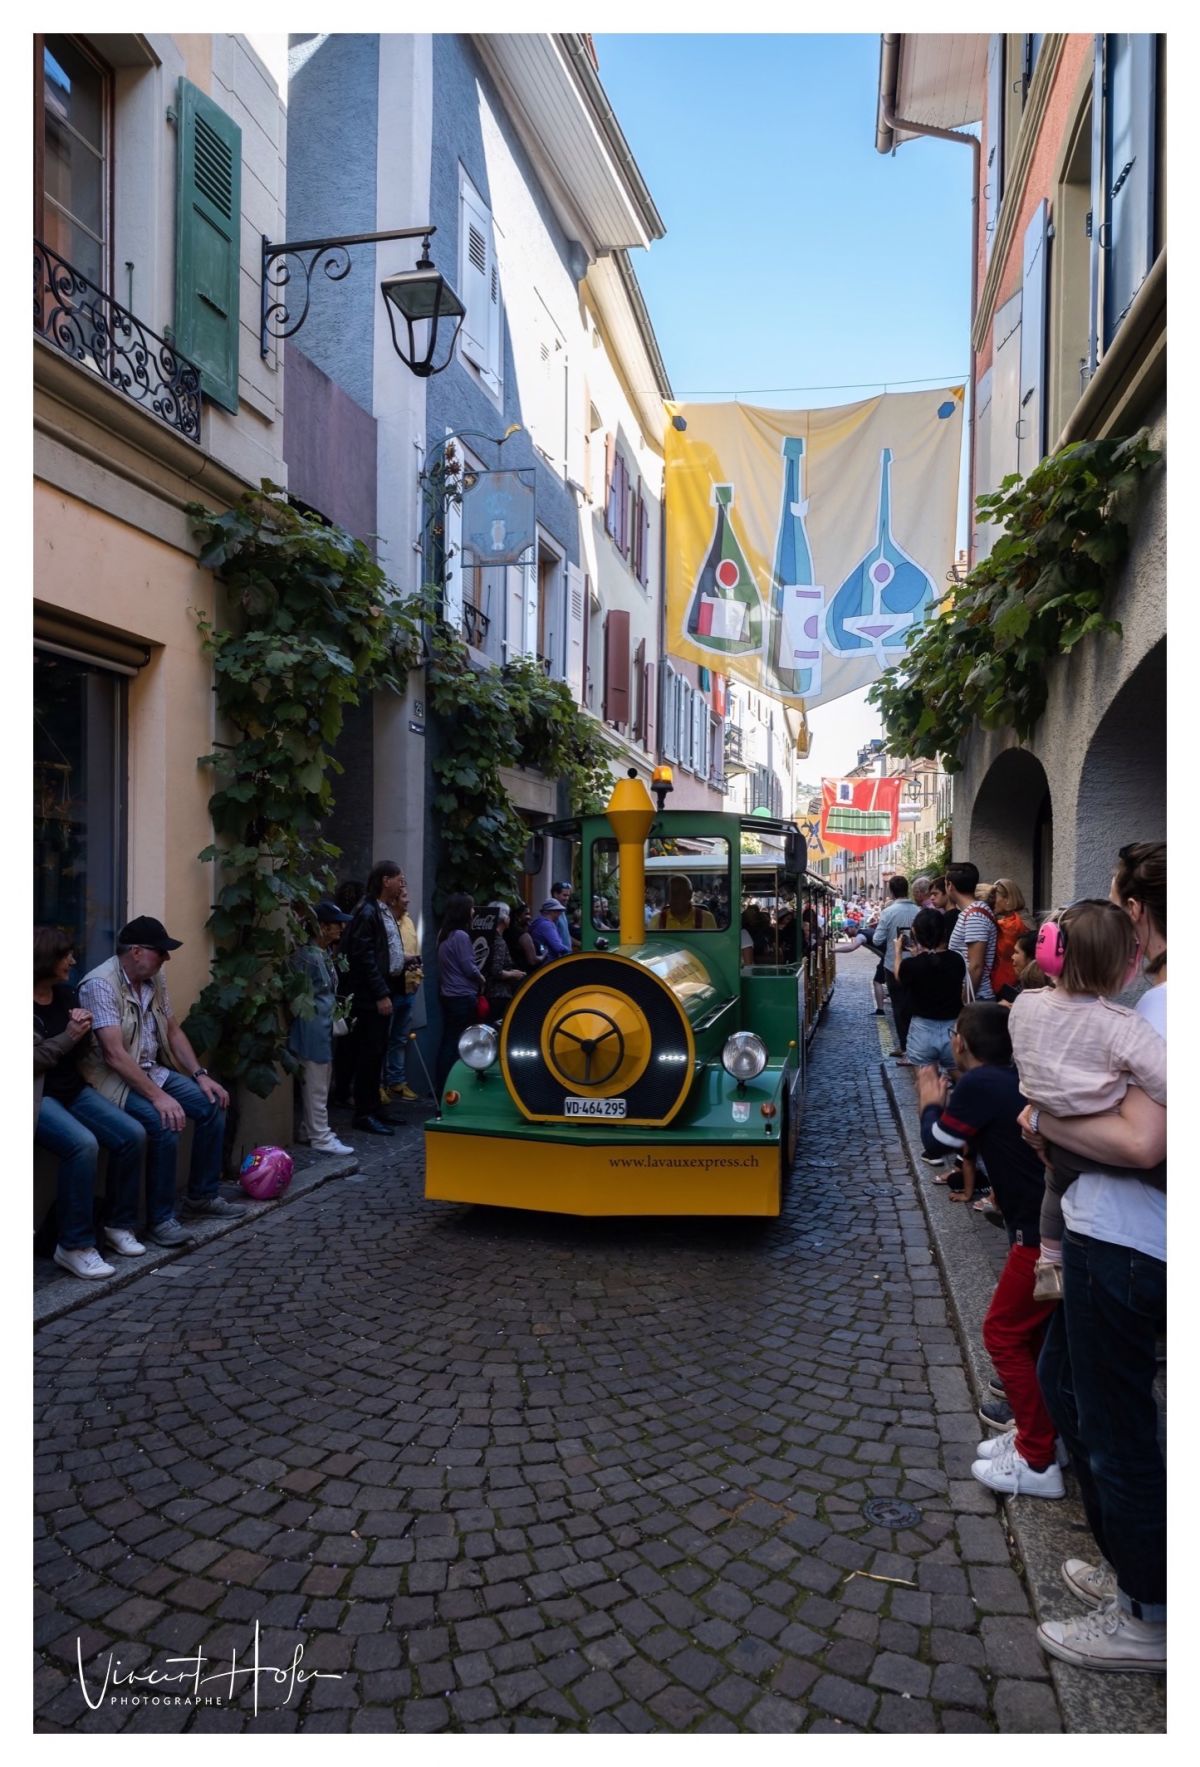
[{"xmin": 563, "ymin": 1097, "xmax": 627, "ymax": 1118}]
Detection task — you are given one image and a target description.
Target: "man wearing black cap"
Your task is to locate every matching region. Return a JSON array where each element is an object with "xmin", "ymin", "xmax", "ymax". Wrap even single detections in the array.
[{"xmin": 79, "ymin": 916, "xmax": 242, "ymax": 1246}]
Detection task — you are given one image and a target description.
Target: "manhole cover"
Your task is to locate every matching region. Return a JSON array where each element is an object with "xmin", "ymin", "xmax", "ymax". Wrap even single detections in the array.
[{"xmin": 862, "ymin": 1497, "xmax": 923, "ymax": 1529}]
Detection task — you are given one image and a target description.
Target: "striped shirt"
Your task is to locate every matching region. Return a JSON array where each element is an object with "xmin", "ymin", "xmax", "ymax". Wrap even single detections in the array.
[{"xmin": 949, "ymin": 903, "xmax": 997, "ymax": 1000}]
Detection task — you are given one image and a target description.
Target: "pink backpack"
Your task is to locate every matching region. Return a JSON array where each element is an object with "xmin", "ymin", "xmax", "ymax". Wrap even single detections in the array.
[{"xmin": 238, "ymin": 1145, "xmax": 294, "ymax": 1200}]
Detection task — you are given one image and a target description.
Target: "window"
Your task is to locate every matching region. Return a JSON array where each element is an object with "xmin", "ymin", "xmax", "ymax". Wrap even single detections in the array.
[
  {"xmin": 605, "ymin": 447, "xmax": 633, "ymax": 555},
  {"xmin": 1092, "ymin": 35, "xmax": 1159, "ymax": 357},
  {"xmin": 536, "ymin": 540, "xmax": 565, "ymax": 676},
  {"xmin": 34, "ymin": 649, "xmax": 125, "ymax": 976},
  {"xmin": 459, "ymin": 172, "xmax": 502, "ymax": 395},
  {"xmin": 662, "ymin": 664, "xmax": 679, "ymax": 762},
  {"xmin": 632, "ymin": 478, "xmax": 651, "ymax": 586},
  {"xmin": 592, "ymin": 836, "xmax": 732, "ymax": 933},
  {"xmin": 38, "ymin": 36, "xmax": 109, "ymax": 289},
  {"xmin": 1050, "ymin": 93, "xmax": 1094, "ymax": 440}
]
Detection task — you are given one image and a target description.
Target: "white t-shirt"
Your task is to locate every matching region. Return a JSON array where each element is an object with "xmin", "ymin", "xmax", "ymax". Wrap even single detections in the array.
[{"xmin": 1063, "ymin": 981, "xmax": 1166, "ymax": 1262}]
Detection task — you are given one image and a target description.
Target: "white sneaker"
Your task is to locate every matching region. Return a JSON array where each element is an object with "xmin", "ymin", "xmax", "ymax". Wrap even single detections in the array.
[
  {"xmin": 975, "ymin": 1428, "xmax": 1069, "ymax": 1467},
  {"xmin": 312, "ymin": 1136, "xmax": 354, "ymax": 1156},
  {"xmin": 971, "ymin": 1438, "xmax": 1065, "ymax": 1498},
  {"xmin": 1038, "ymin": 1599, "xmax": 1165, "ymax": 1674},
  {"xmin": 53, "ymin": 1245, "xmax": 116, "ymax": 1280},
  {"xmin": 103, "ymin": 1226, "xmax": 146, "ymax": 1258},
  {"xmin": 1062, "ymin": 1558, "xmax": 1119, "ymax": 1610}
]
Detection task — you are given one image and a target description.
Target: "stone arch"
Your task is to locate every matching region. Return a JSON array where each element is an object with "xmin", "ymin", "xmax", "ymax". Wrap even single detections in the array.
[
  {"xmin": 1075, "ymin": 637, "xmax": 1166, "ymax": 892},
  {"xmin": 968, "ymin": 748, "xmax": 1053, "ymax": 915}
]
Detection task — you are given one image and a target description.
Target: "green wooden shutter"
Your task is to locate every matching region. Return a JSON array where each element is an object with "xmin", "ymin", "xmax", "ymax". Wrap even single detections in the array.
[{"xmin": 174, "ymin": 79, "xmax": 241, "ymax": 413}]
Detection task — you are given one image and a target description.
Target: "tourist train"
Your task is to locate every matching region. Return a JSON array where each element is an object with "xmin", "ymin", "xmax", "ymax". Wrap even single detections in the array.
[{"xmin": 424, "ymin": 768, "xmax": 836, "ymax": 1216}]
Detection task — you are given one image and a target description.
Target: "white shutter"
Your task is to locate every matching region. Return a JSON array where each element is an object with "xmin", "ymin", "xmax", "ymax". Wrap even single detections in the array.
[
  {"xmin": 662, "ymin": 665, "xmax": 677, "ymax": 761},
  {"xmin": 505, "ymin": 563, "xmax": 526, "ymax": 660},
  {"xmin": 693, "ymin": 692, "xmax": 705, "ymax": 776},
  {"xmin": 485, "ymin": 255, "xmax": 502, "ymax": 394},
  {"xmin": 522, "ymin": 553, "xmax": 538, "ymax": 658},
  {"xmin": 990, "ymin": 289, "xmax": 1022, "ymax": 491},
  {"xmin": 565, "ymin": 562, "xmax": 586, "ymax": 701},
  {"xmin": 459, "ymin": 179, "xmax": 492, "ymax": 371}
]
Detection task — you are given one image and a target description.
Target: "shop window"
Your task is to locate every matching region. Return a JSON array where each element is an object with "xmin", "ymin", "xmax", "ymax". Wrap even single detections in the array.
[{"xmin": 34, "ymin": 649, "xmax": 125, "ymax": 975}]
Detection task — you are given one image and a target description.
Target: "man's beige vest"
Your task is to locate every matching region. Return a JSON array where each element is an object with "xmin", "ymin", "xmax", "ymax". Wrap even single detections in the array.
[{"xmin": 79, "ymin": 954, "xmax": 181, "ymax": 1107}]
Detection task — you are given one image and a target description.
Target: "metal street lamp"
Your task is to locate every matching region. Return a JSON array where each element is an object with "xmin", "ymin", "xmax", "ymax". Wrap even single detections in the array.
[{"xmin": 260, "ymin": 225, "xmax": 465, "ymax": 375}]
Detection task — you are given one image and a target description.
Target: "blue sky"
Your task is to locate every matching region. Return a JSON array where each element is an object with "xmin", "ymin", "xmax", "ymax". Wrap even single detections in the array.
[{"xmin": 594, "ymin": 32, "xmax": 974, "ymax": 775}]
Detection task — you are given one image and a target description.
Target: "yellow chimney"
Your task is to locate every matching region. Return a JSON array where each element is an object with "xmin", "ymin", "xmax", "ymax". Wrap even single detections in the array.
[{"xmin": 605, "ymin": 771, "xmax": 655, "ymax": 947}]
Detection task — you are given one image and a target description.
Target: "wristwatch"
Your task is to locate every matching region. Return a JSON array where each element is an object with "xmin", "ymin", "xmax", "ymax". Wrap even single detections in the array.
[
  {"xmin": 192, "ymin": 1066, "xmax": 210, "ymax": 1080},
  {"xmin": 1027, "ymin": 1106, "xmax": 1040, "ymax": 1134}
]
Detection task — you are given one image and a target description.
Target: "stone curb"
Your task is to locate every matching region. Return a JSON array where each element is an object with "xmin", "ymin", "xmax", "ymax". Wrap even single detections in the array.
[
  {"xmin": 881, "ymin": 1057, "xmax": 1166, "ymax": 1735},
  {"xmin": 33, "ymin": 1147, "xmax": 364, "ymax": 1330}
]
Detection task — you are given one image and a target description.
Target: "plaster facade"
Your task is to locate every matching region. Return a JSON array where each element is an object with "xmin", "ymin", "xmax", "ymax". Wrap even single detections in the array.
[{"xmin": 887, "ymin": 32, "xmax": 1167, "ymax": 913}]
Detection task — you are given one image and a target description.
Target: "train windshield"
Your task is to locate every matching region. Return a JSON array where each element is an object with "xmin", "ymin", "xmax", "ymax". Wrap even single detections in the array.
[{"xmin": 591, "ymin": 837, "xmax": 732, "ymax": 933}]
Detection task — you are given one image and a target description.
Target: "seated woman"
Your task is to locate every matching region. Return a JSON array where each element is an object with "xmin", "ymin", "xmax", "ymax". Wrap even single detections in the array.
[{"xmin": 34, "ymin": 926, "xmax": 147, "ymax": 1280}]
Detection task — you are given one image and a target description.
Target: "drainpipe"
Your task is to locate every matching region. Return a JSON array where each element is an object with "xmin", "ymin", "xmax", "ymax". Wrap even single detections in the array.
[{"xmin": 877, "ymin": 32, "xmax": 981, "ymax": 561}]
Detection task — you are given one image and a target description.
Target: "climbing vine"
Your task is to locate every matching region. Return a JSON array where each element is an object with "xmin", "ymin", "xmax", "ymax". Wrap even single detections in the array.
[
  {"xmin": 183, "ymin": 478, "xmax": 615, "ymax": 1095},
  {"xmin": 182, "ymin": 486, "xmax": 422, "ymax": 1095},
  {"xmin": 867, "ymin": 430, "xmax": 1161, "ymax": 770}
]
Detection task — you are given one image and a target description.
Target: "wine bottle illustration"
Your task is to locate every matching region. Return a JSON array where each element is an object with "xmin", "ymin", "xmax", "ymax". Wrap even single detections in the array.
[
  {"xmin": 767, "ymin": 436, "xmax": 824, "ymax": 698},
  {"xmin": 685, "ymin": 484, "xmax": 763, "ymax": 656},
  {"xmin": 825, "ymin": 447, "xmax": 936, "ymax": 661}
]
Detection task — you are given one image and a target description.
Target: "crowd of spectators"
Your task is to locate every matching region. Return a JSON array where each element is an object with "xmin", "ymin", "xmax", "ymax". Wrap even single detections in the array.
[{"xmin": 863, "ymin": 843, "xmax": 1167, "ymax": 1678}]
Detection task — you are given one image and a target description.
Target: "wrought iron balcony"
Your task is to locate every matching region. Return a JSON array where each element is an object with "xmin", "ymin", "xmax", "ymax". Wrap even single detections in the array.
[
  {"xmin": 462, "ymin": 600, "xmax": 492, "ymax": 650},
  {"xmin": 35, "ymin": 239, "xmax": 202, "ymax": 442},
  {"xmin": 724, "ymin": 723, "xmax": 748, "ymax": 773}
]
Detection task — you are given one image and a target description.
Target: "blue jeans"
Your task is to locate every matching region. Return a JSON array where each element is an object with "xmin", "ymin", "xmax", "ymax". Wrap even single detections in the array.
[
  {"xmin": 36, "ymin": 1088, "xmax": 147, "ymax": 1247},
  {"xmin": 1037, "ymin": 1229, "xmax": 1166, "ymax": 1618},
  {"xmin": 907, "ymin": 1015, "xmax": 957, "ymax": 1069},
  {"xmin": 383, "ymin": 990, "xmax": 415, "ymax": 1088},
  {"xmin": 122, "ymin": 1073, "xmax": 225, "ymax": 1227}
]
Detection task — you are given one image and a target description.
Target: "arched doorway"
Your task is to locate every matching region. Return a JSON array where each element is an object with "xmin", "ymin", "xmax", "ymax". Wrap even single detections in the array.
[
  {"xmin": 1075, "ymin": 638, "xmax": 1166, "ymax": 892},
  {"xmin": 968, "ymin": 748, "xmax": 1054, "ymax": 915}
]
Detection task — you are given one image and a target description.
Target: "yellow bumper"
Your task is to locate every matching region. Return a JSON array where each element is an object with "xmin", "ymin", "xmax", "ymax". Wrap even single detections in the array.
[{"xmin": 424, "ymin": 1130, "xmax": 781, "ymax": 1217}]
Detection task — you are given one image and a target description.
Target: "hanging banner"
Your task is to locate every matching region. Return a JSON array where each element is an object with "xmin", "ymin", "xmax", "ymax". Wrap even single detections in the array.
[
  {"xmin": 819, "ymin": 777, "xmax": 902, "ymax": 856},
  {"xmin": 665, "ymin": 388, "xmax": 964, "ymax": 710}
]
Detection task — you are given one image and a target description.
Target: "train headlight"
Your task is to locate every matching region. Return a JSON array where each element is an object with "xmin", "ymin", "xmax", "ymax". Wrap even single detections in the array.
[
  {"xmin": 458, "ymin": 1023, "xmax": 499, "ymax": 1072},
  {"xmin": 722, "ymin": 1031, "xmax": 768, "ymax": 1082}
]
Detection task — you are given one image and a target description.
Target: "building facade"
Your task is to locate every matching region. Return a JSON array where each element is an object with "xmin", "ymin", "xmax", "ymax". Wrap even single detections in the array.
[
  {"xmin": 284, "ymin": 33, "xmax": 725, "ymax": 936},
  {"xmin": 876, "ymin": 33, "xmax": 1165, "ymax": 911},
  {"xmin": 34, "ymin": 32, "xmax": 288, "ymax": 1012}
]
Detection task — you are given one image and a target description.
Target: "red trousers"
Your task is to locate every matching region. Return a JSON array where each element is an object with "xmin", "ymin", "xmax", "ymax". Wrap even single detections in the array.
[{"xmin": 982, "ymin": 1242, "xmax": 1059, "ymax": 1469}]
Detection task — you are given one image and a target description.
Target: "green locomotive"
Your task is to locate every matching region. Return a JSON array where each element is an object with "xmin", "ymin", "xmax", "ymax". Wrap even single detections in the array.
[{"xmin": 425, "ymin": 769, "xmax": 836, "ymax": 1215}]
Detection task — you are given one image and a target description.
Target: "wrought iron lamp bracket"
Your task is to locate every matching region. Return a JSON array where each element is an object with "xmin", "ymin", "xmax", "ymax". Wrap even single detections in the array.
[{"xmin": 260, "ymin": 224, "xmax": 436, "ymax": 357}]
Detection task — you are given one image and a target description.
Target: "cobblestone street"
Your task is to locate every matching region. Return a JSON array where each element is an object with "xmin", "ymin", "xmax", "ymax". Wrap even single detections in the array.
[{"xmin": 34, "ymin": 952, "xmax": 1062, "ymax": 1734}]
